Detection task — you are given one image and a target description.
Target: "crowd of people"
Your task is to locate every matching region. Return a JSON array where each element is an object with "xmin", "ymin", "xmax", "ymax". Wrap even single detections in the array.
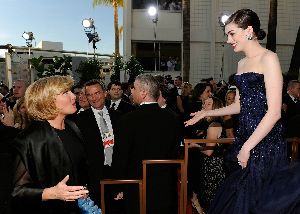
[{"xmin": 1, "ymin": 8, "xmax": 300, "ymax": 214}]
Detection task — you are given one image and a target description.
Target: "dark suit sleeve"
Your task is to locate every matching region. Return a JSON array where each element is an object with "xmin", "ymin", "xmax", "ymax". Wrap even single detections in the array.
[
  {"xmin": 173, "ymin": 115, "xmax": 184, "ymax": 158},
  {"xmin": 111, "ymin": 117, "xmax": 132, "ymax": 179}
]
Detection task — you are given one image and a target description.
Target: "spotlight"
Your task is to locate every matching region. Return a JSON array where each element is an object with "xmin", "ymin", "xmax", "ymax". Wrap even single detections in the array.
[
  {"xmin": 22, "ymin": 32, "xmax": 34, "ymax": 41},
  {"xmin": 82, "ymin": 18, "xmax": 94, "ymax": 28},
  {"xmin": 218, "ymin": 12, "xmax": 230, "ymax": 27},
  {"xmin": 22, "ymin": 31, "xmax": 34, "ymax": 48},
  {"xmin": 148, "ymin": 6, "xmax": 157, "ymax": 17},
  {"xmin": 82, "ymin": 18, "xmax": 100, "ymax": 58},
  {"xmin": 148, "ymin": 6, "xmax": 158, "ymax": 23},
  {"xmin": 220, "ymin": 15, "xmax": 229, "ymax": 25}
]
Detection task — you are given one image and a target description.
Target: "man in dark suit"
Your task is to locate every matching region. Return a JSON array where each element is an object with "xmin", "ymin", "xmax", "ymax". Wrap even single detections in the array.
[
  {"xmin": 112, "ymin": 74, "xmax": 183, "ymax": 214},
  {"xmin": 282, "ymin": 80, "xmax": 300, "ymax": 160},
  {"xmin": 282, "ymin": 80, "xmax": 300, "ymax": 126},
  {"xmin": 0, "ymin": 94, "xmax": 20, "ymax": 213},
  {"xmin": 106, "ymin": 81, "xmax": 135, "ymax": 116},
  {"xmin": 75, "ymin": 79, "xmax": 119, "ymax": 207},
  {"xmin": 121, "ymin": 82, "xmax": 132, "ymax": 104}
]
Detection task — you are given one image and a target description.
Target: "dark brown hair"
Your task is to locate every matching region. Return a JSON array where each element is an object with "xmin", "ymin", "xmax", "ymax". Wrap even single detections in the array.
[{"xmin": 225, "ymin": 9, "xmax": 266, "ymax": 40}]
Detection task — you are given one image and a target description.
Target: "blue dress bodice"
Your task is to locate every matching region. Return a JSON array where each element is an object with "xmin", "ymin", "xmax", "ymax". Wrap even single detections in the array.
[{"xmin": 234, "ymin": 72, "xmax": 286, "ymax": 157}]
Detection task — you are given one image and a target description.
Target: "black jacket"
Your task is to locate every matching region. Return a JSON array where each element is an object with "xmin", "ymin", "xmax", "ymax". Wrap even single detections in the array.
[
  {"xmin": 106, "ymin": 99, "xmax": 135, "ymax": 116},
  {"xmin": 0, "ymin": 123, "xmax": 20, "ymax": 214},
  {"xmin": 112, "ymin": 103, "xmax": 183, "ymax": 214},
  {"xmin": 11, "ymin": 120, "xmax": 87, "ymax": 214}
]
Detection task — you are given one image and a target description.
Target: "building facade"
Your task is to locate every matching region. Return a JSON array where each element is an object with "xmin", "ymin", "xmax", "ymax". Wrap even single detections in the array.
[
  {"xmin": 0, "ymin": 41, "xmax": 113, "ymax": 88},
  {"xmin": 123, "ymin": 0, "xmax": 300, "ymax": 86}
]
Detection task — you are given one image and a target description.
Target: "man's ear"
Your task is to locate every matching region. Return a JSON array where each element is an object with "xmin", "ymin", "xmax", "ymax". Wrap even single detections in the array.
[{"xmin": 104, "ymin": 91, "xmax": 108, "ymax": 98}]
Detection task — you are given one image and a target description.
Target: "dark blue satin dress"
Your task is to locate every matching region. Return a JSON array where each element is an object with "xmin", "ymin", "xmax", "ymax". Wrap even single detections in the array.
[{"xmin": 208, "ymin": 72, "xmax": 300, "ymax": 214}]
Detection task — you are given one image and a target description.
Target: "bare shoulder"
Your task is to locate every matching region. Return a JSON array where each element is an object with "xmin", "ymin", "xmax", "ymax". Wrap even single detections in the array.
[
  {"xmin": 260, "ymin": 50, "xmax": 281, "ymax": 74},
  {"xmin": 260, "ymin": 50, "xmax": 280, "ymax": 67}
]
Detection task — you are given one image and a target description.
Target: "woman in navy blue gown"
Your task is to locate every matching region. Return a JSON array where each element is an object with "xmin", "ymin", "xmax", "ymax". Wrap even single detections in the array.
[{"xmin": 185, "ymin": 9, "xmax": 300, "ymax": 214}]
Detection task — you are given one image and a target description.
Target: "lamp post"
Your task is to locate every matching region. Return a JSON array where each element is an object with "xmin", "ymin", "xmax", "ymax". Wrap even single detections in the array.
[
  {"xmin": 218, "ymin": 13, "xmax": 230, "ymax": 80},
  {"xmin": 148, "ymin": 6, "xmax": 158, "ymax": 72},
  {"xmin": 22, "ymin": 31, "xmax": 34, "ymax": 83},
  {"xmin": 82, "ymin": 18, "xmax": 100, "ymax": 59}
]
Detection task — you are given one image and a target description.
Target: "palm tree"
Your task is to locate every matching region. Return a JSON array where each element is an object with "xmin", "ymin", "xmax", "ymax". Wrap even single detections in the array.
[
  {"xmin": 93, "ymin": 0, "xmax": 124, "ymax": 57},
  {"xmin": 266, "ymin": 0, "xmax": 277, "ymax": 52},
  {"xmin": 182, "ymin": 0, "xmax": 190, "ymax": 82}
]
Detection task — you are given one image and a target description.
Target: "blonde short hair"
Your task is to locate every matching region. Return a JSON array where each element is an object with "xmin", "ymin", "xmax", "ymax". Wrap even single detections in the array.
[{"xmin": 25, "ymin": 75, "xmax": 74, "ymax": 121}]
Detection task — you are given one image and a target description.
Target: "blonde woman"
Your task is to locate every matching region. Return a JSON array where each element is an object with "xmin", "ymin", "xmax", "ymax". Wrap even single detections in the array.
[
  {"xmin": 11, "ymin": 76, "xmax": 89, "ymax": 214},
  {"xmin": 13, "ymin": 97, "xmax": 30, "ymax": 129}
]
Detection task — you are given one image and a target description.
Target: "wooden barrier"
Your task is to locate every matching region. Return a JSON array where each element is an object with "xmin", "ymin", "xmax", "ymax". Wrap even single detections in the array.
[
  {"xmin": 100, "ymin": 137, "xmax": 300, "ymax": 214},
  {"xmin": 287, "ymin": 137, "xmax": 300, "ymax": 161},
  {"xmin": 142, "ymin": 159, "xmax": 185, "ymax": 214},
  {"xmin": 183, "ymin": 138, "xmax": 234, "ymax": 213},
  {"xmin": 100, "ymin": 179, "xmax": 143, "ymax": 214}
]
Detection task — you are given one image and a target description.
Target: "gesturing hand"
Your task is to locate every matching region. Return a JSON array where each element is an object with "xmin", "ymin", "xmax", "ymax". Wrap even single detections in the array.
[
  {"xmin": 184, "ymin": 110, "xmax": 206, "ymax": 127},
  {"xmin": 114, "ymin": 192, "xmax": 124, "ymax": 200},
  {"xmin": 45, "ymin": 175, "xmax": 89, "ymax": 201},
  {"xmin": 0, "ymin": 104, "xmax": 14, "ymax": 127}
]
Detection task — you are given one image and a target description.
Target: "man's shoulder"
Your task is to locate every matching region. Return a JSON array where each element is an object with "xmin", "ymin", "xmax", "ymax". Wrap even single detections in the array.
[
  {"xmin": 283, "ymin": 94, "xmax": 293, "ymax": 104},
  {"xmin": 77, "ymin": 108, "xmax": 93, "ymax": 117},
  {"xmin": 76, "ymin": 108, "xmax": 95, "ymax": 124},
  {"xmin": 120, "ymin": 99, "xmax": 134, "ymax": 109}
]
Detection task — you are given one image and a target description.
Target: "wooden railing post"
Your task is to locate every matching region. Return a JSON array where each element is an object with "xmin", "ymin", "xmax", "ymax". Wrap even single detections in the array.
[
  {"xmin": 183, "ymin": 138, "xmax": 234, "ymax": 213},
  {"xmin": 142, "ymin": 160, "xmax": 185, "ymax": 214}
]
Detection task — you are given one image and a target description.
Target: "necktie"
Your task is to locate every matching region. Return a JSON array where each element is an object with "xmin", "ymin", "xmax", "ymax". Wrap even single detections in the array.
[
  {"xmin": 98, "ymin": 111, "xmax": 113, "ymax": 166},
  {"xmin": 110, "ymin": 102, "xmax": 116, "ymax": 111},
  {"xmin": 98, "ymin": 111, "xmax": 109, "ymax": 135}
]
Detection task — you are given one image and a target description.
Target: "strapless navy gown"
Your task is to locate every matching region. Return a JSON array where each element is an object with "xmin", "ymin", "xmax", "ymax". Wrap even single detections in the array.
[{"xmin": 208, "ymin": 72, "xmax": 300, "ymax": 214}]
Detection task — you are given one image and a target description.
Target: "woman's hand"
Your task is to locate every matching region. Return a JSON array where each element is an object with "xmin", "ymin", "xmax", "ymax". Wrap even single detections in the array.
[
  {"xmin": 0, "ymin": 104, "xmax": 14, "ymax": 127},
  {"xmin": 237, "ymin": 146, "xmax": 251, "ymax": 169},
  {"xmin": 184, "ymin": 110, "xmax": 207, "ymax": 127},
  {"xmin": 43, "ymin": 175, "xmax": 89, "ymax": 201}
]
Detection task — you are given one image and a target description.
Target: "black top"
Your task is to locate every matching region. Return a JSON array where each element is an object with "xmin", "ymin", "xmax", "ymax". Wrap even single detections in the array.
[
  {"xmin": 55, "ymin": 125, "xmax": 87, "ymax": 186},
  {"xmin": 11, "ymin": 120, "xmax": 88, "ymax": 214}
]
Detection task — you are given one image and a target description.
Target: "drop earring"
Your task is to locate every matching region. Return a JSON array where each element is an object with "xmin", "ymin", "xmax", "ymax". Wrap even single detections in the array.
[{"xmin": 247, "ymin": 35, "xmax": 253, "ymax": 40}]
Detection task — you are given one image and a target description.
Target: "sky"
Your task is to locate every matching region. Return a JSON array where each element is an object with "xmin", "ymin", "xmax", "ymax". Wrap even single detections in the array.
[{"xmin": 0, "ymin": 0, "xmax": 123, "ymax": 56}]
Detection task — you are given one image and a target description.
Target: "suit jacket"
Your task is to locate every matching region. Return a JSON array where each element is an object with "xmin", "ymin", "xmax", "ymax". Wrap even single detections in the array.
[
  {"xmin": 11, "ymin": 120, "xmax": 87, "ymax": 214},
  {"xmin": 75, "ymin": 108, "xmax": 119, "ymax": 206},
  {"xmin": 121, "ymin": 94, "xmax": 131, "ymax": 104},
  {"xmin": 106, "ymin": 99, "xmax": 135, "ymax": 116},
  {"xmin": 0, "ymin": 123, "xmax": 20, "ymax": 214},
  {"xmin": 112, "ymin": 103, "xmax": 183, "ymax": 214},
  {"xmin": 282, "ymin": 94, "xmax": 300, "ymax": 126}
]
